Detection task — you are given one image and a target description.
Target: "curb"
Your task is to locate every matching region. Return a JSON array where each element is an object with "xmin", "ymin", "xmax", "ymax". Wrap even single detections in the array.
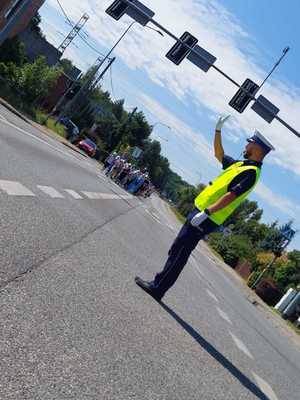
[
  {"xmin": 0, "ymin": 97, "xmax": 88, "ymax": 158},
  {"xmin": 0, "ymin": 98, "xmax": 31, "ymax": 124}
]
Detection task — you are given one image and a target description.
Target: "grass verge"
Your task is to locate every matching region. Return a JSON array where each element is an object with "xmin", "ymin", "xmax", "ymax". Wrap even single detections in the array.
[
  {"xmin": 35, "ymin": 110, "xmax": 66, "ymax": 138},
  {"xmin": 206, "ymin": 243, "xmax": 225, "ymax": 262},
  {"xmin": 271, "ymin": 307, "xmax": 300, "ymax": 335}
]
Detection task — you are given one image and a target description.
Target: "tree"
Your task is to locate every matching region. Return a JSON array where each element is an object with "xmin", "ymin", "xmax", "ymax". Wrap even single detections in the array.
[
  {"xmin": 127, "ymin": 111, "xmax": 152, "ymax": 147},
  {"xmin": 93, "ymin": 114, "xmax": 121, "ymax": 152},
  {"xmin": 16, "ymin": 56, "xmax": 61, "ymax": 102},
  {"xmin": 111, "ymin": 99, "xmax": 126, "ymax": 122},
  {"xmin": 0, "ymin": 37, "xmax": 26, "ymax": 66},
  {"xmin": 208, "ymin": 232, "xmax": 256, "ymax": 268},
  {"xmin": 176, "ymin": 184, "xmax": 205, "ymax": 217},
  {"xmin": 59, "ymin": 58, "xmax": 76, "ymax": 77}
]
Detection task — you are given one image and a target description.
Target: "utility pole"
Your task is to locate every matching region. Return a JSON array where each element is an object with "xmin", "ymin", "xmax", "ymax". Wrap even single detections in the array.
[
  {"xmin": 0, "ymin": 0, "xmax": 32, "ymax": 46},
  {"xmin": 57, "ymin": 13, "xmax": 89, "ymax": 56},
  {"xmin": 47, "ymin": 74, "xmax": 82, "ymax": 122},
  {"xmin": 56, "ymin": 58, "xmax": 116, "ymax": 121},
  {"xmin": 91, "ymin": 57, "xmax": 116, "ymax": 89}
]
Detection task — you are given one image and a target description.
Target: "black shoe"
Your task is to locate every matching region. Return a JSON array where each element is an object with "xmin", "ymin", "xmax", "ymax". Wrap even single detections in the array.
[{"xmin": 135, "ymin": 276, "xmax": 163, "ymax": 302}]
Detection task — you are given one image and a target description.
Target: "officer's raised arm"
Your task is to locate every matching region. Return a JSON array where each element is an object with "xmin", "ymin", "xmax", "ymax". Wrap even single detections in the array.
[{"xmin": 214, "ymin": 115, "xmax": 230, "ymax": 163}]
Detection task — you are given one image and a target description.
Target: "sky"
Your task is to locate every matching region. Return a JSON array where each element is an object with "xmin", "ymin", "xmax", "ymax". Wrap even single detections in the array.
[{"xmin": 39, "ymin": 0, "xmax": 300, "ymax": 249}]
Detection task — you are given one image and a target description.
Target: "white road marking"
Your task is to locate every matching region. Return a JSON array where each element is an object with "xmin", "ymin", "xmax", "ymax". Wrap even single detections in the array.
[
  {"xmin": 229, "ymin": 332, "xmax": 254, "ymax": 359},
  {"xmin": 190, "ymin": 257, "xmax": 206, "ymax": 281},
  {"xmin": 81, "ymin": 191, "xmax": 120, "ymax": 200},
  {"xmin": 99, "ymin": 193, "xmax": 120, "ymax": 199},
  {"xmin": 0, "ymin": 180, "xmax": 35, "ymax": 196},
  {"xmin": 98, "ymin": 174, "xmax": 107, "ymax": 181},
  {"xmin": 206, "ymin": 289, "xmax": 219, "ymax": 303},
  {"xmin": 145, "ymin": 209, "xmax": 162, "ymax": 224},
  {"xmin": 64, "ymin": 189, "xmax": 83, "ymax": 199},
  {"xmin": 0, "ymin": 114, "xmax": 7, "ymax": 122},
  {"xmin": 120, "ymin": 194, "xmax": 134, "ymax": 200},
  {"xmin": 216, "ymin": 307, "xmax": 233, "ymax": 325},
  {"xmin": 37, "ymin": 185, "xmax": 65, "ymax": 198},
  {"xmin": 252, "ymin": 372, "xmax": 279, "ymax": 400}
]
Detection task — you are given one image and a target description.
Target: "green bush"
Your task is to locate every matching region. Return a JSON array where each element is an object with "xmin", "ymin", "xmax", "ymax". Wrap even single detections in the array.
[{"xmin": 208, "ymin": 232, "xmax": 256, "ymax": 268}]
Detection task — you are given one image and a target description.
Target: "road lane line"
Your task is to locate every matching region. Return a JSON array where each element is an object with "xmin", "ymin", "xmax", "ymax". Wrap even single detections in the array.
[
  {"xmin": 206, "ymin": 289, "xmax": 219, "ymax": 303},
  {"xmin": 37, "ymin": 185, "xmax": 65, "ymax": 198},
  {"xmin": 0, "ymin": 114, "xmax": 7, "ymax": 122},
  {"xmin": 229, "ymin": 332, "xmax": 254, "ymax": 359},
  {"xmin": 64, "ymin": 189, "xmax": 83, "ymax": 199},
  {"xmin": 252, "ymin": 372, "xmax": 279, "ymax": 400},
  {"xmin": 216, "ymin": 307, "xmax": 233, "ymax": 325},
  {"xmin": 82, "ymin": 191, "xmax": 120, "ymax": 200},
  {"xmin": 99, "ymin": 193, "xmax": 120, "ymax": 199},
  {"xmin": 120, "ymin": 194, "xmax": 134, "ymax": 200},
  {"xmin": 145, "ymin": 209, "xmax": 162, "ymax": 224},
  {"xmin": 0, "ymin": 180, "xmax": 35, "ymax": 196}
]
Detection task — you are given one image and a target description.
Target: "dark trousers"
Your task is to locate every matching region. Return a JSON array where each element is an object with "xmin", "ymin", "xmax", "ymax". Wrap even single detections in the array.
[{"xmin": 150, "ymin": 209, "xmax": 218, "ymax": 296}]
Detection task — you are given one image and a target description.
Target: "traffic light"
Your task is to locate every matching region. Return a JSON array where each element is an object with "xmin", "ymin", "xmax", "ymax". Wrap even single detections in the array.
[
  {"xmin": 106, "ymin": 0, "xmax": 130, "ymax": 20},
  {"xmin": 106, "ymin": 0, "xmax": 154, "ymax": 25},
  {"xmin": 166, "ymin": 32, "xmax": 198, "ymax": 65},
  {"xmin": 229, "ymin": 79, "xmax": 259, "ymax": 113},
  {"xmin": 251, "ymin": 95, "xmax": 280, "ymax": 123}
]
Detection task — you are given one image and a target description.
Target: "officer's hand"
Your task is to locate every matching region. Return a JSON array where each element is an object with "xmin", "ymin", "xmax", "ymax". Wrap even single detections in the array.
[
  {"xmin": 190, "ymin": 211, "xmax": 208, "ymax": 228},
  {"xmin": 216, "ymin": 115, "xmax": 230, "ymax": 131}
]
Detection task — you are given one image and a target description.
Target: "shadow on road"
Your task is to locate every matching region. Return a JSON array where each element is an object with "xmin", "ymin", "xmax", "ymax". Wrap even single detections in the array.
[{"xmin": 160, "ymin": 303, "xmax": 270, "ymax": 400}]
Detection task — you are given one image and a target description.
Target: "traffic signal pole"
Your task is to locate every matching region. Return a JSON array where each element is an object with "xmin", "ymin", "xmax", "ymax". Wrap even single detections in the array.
[{"xmin": 110, "ymin": 0, "xmax": 300, "ymax": 139}]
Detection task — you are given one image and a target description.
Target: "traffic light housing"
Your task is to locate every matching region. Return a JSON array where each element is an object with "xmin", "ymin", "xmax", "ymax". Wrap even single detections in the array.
[
  {"xmin": 166, "ymin": 32, "xmax": 198, "ymax": 65},
  {"xmin": 106, "ymin": 0, "xmax": 154, "ymax": 25},
  {"xmin": 229, "ymin": 79, "xmax": 259, "ymax": 113},
  {"xmin": 106, "ymin": 0, "xmax": 130, "ymax": 20}
]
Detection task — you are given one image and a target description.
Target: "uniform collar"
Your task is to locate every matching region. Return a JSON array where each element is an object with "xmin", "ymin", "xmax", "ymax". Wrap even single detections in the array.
[{"xmin": 242, "ymin": 159, "xmax": 263, "ymax": 168}]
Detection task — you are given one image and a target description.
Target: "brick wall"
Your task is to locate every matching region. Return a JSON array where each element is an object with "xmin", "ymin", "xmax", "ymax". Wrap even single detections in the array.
[{"xmin": 0, "ymin": 0, "xmax": 45, "ymax": 39}]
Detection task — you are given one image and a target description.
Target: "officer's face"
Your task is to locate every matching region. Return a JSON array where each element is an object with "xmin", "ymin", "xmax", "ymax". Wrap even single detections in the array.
[
  {"xmin": 243, "ymin": 142, "xmax": 265, "ymax": 160},
  {"xmin": 243, "ymin": 142, "xmax": 253, "ymax": 159}
]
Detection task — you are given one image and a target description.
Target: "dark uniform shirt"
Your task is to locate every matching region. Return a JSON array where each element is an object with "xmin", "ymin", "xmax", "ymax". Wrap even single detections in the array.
[{"xmin": 222, "ymin": 155, "xmax": 262, "ymax": 197}]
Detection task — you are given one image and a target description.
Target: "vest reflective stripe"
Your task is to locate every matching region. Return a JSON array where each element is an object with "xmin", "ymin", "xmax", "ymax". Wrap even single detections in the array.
[{"xmin": 194, "ymin": 162, "xmax": 261, "ymax": 225}]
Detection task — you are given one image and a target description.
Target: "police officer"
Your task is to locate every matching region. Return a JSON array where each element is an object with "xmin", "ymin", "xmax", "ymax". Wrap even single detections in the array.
[{"xmin": 135, "ymin": 116, "xmax": 275, "ymax": 301}]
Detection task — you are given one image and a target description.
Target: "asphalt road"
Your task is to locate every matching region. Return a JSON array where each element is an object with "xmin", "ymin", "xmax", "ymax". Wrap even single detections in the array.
[{"xmin": 0, "ymin": 105, "xmax": 300, "ymax": 400}]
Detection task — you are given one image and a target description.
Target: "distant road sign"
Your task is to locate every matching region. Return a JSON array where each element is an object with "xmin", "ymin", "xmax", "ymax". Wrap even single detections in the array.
[
  {"xmin": 229, "ymin": 78, "xmax": 259, "ymax": 113},
  {"xmin": 166, "ymin": 32, "xmax": 198, "ymax": 65},
  {"xmin": 132, "ymin": 146, "xmax": 143, "ymax": 158}
]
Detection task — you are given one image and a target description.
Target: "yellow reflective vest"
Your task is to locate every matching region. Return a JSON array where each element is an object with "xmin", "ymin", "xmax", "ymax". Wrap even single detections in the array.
[{"xmin": 194, "ymin": 161, "xmax": 261, "ymax": 225}]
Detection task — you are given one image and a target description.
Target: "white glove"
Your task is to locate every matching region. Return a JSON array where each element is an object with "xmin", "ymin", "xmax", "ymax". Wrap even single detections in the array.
[
  {"xmin": 190, "ymin": 211, "xmax": 208, "ymax": 228},
  {"xmin": 215, "ymin": 115, "xmax": 230, "ymax": 131}
]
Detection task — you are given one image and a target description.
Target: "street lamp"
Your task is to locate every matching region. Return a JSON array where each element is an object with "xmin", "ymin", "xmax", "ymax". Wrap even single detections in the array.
[
  {"xmin": 98, "ymin": 21, "xmax": 164, "ymax": 68},
  {"xmin": 152, "ymin": 121, "xmax": 171, "ymax": 142},
  {"xmin": 152, "ymin": 121, "xmax": 171, "ymax": 130}
]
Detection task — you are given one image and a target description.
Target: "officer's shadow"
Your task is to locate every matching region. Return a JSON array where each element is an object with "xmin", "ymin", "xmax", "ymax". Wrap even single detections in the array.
[{"xmin": 159, "ymin": 302, "xmax": 270, "ymax": 400}]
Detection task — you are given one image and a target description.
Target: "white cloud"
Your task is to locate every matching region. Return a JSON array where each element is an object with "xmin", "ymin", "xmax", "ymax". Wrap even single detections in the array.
[{"xmin": 256, "ymin": 182, "xmax": 300, "ymax": 220}]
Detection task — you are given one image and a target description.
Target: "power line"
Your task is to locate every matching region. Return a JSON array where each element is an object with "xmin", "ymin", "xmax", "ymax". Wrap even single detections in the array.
[{"xmin": 55, "ymin": 0, "xmax": 106, "ymax": 58}]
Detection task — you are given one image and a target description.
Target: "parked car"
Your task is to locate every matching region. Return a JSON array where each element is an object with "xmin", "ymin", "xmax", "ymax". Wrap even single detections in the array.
[
  {"xmin": 77, "ymin": 138, "xmax": 97, "ymax": 157},
  {"xmin": 58, "ymin": 118, "xmax": 79, "ymax": 141}
]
